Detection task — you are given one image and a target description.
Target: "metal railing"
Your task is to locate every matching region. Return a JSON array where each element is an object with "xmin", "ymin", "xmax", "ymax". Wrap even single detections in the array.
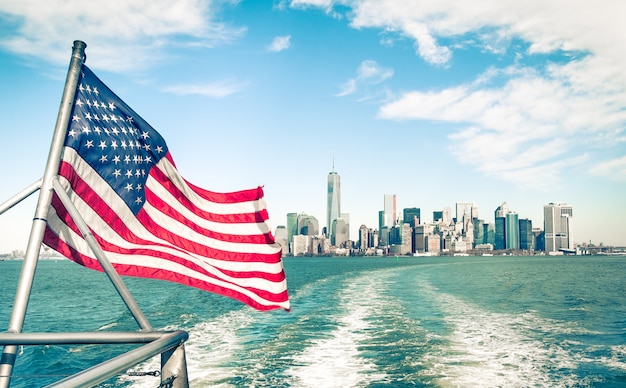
[{"xmin": 0, "ymin": 330, "xmax": 189, "ymax": 387}]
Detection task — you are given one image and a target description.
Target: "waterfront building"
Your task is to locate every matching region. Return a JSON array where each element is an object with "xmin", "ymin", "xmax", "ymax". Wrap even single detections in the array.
[
  {"xmin": 274, "ymin": 226, "xmax": 289, "ymax": 255},
  {"xmin": 383, "ymin": 194, "xmax": 397, "ymax": 228},
  {"xmin": 495, "ymin": 202, "xmax": 509, "ymax": 218},
  {"xmin": 332, "ymin": 217, "xmax": 349, "ymax": 248},
  {"xmin": 358, "ymin": 224, "xmax": 369, "ymax": 250},
  {"xmin": 297, "ymin": 212, "xmax": 319, "ymax": 236},
  {"xmin": 473, "ymin": 218, "xmax": 485, "ymax": 245},
  {"xmin": 495, "ymin": 217, "xmax": 506, "ymax": 250},
  {"xmin": 326, "ymin": 163, "xmax": 341, "ymax": 243},
  {"xmin": 519, "ymin": 218, "xmax": 534, "ymax": 251},
  {"xmin": 414, "ymin": 224, "xmax": 429, "ymax": 253},
  {"xmin": 533, "ymin": 228, "xmax": 545, "ymax": 251},
  {"xmin": 544, "ymin": 203, "xmax": 573, "ymax": 252},
  {"xmin": 399, "ymin": 223, "xmax": 413, "ymax": 255},
  {"xmin": 379, "ymin": 226, "xmax": 390, "ymax": 247},
  {"xmin": 341, "ymin": 213, "xmax": 350, "ymax": 241},
  {"xmin": 494, "ymin": 202, "xmax": 509, "ymax": 250},
  {"xmin": 426, "ymin": 233, "xmax": 441, "ymax": 253},
  {"xmin": 292, "ymin": 235, "xmax": 309, "ymax": 256},
  {"xmin": 505, "ymin": 212, "xmax": 520, "ymax": 250},
  {"xmin": 403, "ymin": 207, "xmax": 421, "ymax": 228},
  {"xmin": 286, "ymin": 212, "xmax": 298, "ymax": 252},
  {"xmin": 442, "ymin": 207, "xmax": 453, "ymax": 226},
  {"xmin": 370, "ymin": 229, "xmax": 379, "ymax": 249},
  {"xmin": 433, "ymin": 210, "xmax": 443, "ymax": 223},
  {"xmin": 456, "ymin": 202, "xmax": 477, "ymax": 234}
]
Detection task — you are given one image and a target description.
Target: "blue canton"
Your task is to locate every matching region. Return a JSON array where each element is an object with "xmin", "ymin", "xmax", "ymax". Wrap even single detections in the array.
[{"xmin": 65, "ymin": 66, "xmax": 168, "ymax": 214}]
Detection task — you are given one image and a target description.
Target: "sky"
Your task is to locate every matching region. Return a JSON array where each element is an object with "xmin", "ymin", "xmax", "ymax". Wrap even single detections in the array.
[{"xmin": 0, "ymin": 0, "xmax": 625, "ymax": 254}]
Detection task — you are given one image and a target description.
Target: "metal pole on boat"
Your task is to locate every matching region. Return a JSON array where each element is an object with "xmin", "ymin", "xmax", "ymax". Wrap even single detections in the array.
[
  {"xmin": 0, "ymin": 40, "xmax": 86, "ymax": 388},
  {"xmin": 51, "ymin": 177, "xmax": 152, "ymax": 331}
]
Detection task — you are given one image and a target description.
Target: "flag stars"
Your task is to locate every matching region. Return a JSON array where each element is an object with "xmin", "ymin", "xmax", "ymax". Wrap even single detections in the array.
[
  {"xmin": 135, "ymin": 197, "xmax": 143, "ymax": 204},
  {"xmin": 125, "ymin": 183, "xmax": 133, "ymax": 191},
  {"xmin": 113, "ymin": 155, "xmax": 121, "ymax": 164},
  {"xmin": 113, "ymin": 169, "xmax": 121, "ymax": 178},
  {"xmin": 99, "ymin": 155, "xmax": 108, "ymax": 163},
  {"xmin": 125, "ymin": 170, "xmax": 133, "ymax": 179},
  {"xmin": 108, "ymin": 102, "xmax": 115, "ymax": 110},
  {"xmin": 98, "ymin": 141, "xmax": 107, "ymax": 150},
  {"xmin": 85, "ymin": 140, "xmax": 94, "ymax": 149},
  {"xmin": 72, "ymin": 115, "xmax": 80, "ymax": 122}
]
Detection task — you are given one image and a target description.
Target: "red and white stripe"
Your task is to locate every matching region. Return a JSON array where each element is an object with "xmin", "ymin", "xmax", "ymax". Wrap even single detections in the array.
[{"xmin": 44, "ymin": 147, "xmax": 290, "ymax": 311}]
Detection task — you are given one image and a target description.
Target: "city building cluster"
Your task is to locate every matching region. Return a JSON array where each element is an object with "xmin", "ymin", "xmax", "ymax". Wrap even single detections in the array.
[{"xmin": 274, "ymin": 167, "xmax": 579, "ymax": 257}]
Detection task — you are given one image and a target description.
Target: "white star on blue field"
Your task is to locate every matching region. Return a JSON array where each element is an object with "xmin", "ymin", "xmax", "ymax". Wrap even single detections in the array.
[{"xmin": 0, "ymin": 0, "xmax": 625, "ymax": 252}]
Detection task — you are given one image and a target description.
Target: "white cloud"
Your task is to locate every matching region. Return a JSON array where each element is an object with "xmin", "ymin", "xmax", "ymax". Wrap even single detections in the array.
[
  {"xmin": 380, "ymin": 58, "xmax": 626, "ymax": 188},
  {"xmin": 162, "ymin": 80, "xmax": 248, "ymax": 98},
  {"xmin": 267, "ymin": 35, "xmax": 291, "ymax": 52},
  {"xmin": 0, "ymin": 0, "xmax": 246, "ymax": 72},
  {"xmin": 306, "ymin": 0, "xmax": 626, "ymax": 188},
  {"xmin": 589, "ymin": 156, "xmax": 626, "ymax": 182},
  {"xmin": 337, "ymin": 59, "xmax": 393, "ymax": 97}
]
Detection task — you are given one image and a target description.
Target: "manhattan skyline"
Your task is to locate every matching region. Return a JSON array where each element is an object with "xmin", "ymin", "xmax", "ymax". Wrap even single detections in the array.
[{"xmin": 0, "ymin": 1, "xmax": 625, "ymax": 254}]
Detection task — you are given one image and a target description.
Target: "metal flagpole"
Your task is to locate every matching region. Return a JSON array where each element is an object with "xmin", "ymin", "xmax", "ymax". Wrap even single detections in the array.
[
  {"xmin": 0, "ymin": 41, "xmax": 86, "ymax": 388},
  {"xmin": 51, "ymin": 177, "xmax": 152, "ymax": 331}
]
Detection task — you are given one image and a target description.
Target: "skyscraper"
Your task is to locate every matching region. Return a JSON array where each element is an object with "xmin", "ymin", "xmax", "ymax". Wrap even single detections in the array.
[
  {"xmin": 383, "ymin": 194, "xmax": 396, "ymax": 228},
  {"xmin": 326, "ymin": 161, "xmax": 341, "ymax": 244},
  {"xmin": 519, "ymin": 218, "xmax": 534, "ymax": 251},
  {"xmin": 544, "ymin": 203, "xmax": 573, "ymax": 252},
  {"xmin": 494, "ymin": 202, "xmax": 509, "ymax": 250},
  {"xmin": 505, "ymin": 212, "xmax": 520, "ymax": 250},
  {"xmin": 403, "ymin": 207, "xmax": 421, "ymax": 228}
]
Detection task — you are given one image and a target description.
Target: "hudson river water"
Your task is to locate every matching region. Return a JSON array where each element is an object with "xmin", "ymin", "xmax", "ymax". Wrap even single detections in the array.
[{"xmin": 1, "ymin": 255, "xmax": 625, "ymax": 387}]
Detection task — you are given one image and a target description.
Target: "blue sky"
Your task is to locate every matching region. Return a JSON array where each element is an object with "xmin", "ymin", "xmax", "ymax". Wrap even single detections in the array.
[{"xmin": 0, "ymin": 0, "xmax": 625, "ymax": 253}]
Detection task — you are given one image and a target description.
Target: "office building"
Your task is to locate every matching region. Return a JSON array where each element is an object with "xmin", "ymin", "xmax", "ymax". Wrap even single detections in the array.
[
  {"xmin": 383, "ymin": 194, "xmax": 396, "ymax": 228},
  {"xmin": 544, "ymin": 203, "xmax": 573, "ymax": 252},
  {"xmin": 274, "ymin": 226, "xmax": 289, "ymax": 255},
  {"xmin": 297, "ymin": 212, "xmax": 319, "ymax": 236},
  {"xmin": 519, "ymin": 218, "xmax": 534, "ymax": 251},
  {"xmin": 403, "ymin": 207, "xmax": 421, "ymax": 228},
  {"xmin": 505, "ymin": 212, "xmax": 520, "ymax": 250},
  {"xmin": 326, "ymin": 163, "xmax": 341, "ymax": 244}
]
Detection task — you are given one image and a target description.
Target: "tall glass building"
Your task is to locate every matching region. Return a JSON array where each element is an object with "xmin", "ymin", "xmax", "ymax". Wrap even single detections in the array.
[
  {"xmin": 505, "ymin": 212, "xmax": 520, "ymax": 250},
  {"xmin": 383, "ymin": 194, "xmax": 396, "ymax": 228},
  {"xmin": 327, "ymin": 164, "xmax": 341, "ymax": 245}
]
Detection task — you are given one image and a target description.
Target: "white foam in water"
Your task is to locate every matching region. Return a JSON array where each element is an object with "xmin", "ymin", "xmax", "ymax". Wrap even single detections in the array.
[
  {"xmin": 416, "ymin": 279, "xmax": 590, "ymax": 388},
  {"xmin": 286, "ymin": 274, "xmax": 389, "ymax": 387},
  {"xmin": 122, "ymin": 309, "xmax": 254, "ymax": 387}
]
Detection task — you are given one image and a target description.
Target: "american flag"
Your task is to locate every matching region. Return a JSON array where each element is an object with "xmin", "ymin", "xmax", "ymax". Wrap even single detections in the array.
[{"xmin": 43, "ymin": 65, "xmax": 289, "ymax": 311}]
